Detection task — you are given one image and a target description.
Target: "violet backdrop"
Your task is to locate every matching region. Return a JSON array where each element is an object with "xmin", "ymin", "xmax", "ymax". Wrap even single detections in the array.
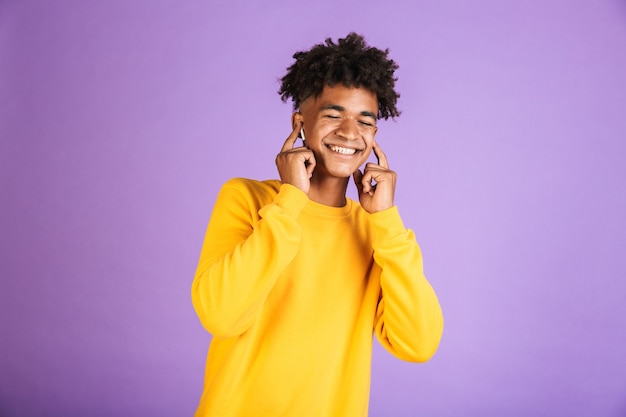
[{"xmin": 1, "ymin": 1, "xmax": 625, "ymax": 416}]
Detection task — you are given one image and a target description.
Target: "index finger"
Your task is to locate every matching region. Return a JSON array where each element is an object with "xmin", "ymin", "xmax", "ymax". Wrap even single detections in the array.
[
  {"xmin": 372, "ymin": 141, "xmax": 389, "ymax": 168},
  {"xmin": 281, "ymin": 121, "xmax": 303, "ymax": 152}
]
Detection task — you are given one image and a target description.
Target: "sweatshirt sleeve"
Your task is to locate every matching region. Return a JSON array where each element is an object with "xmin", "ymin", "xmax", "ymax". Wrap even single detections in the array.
[
  {"xmin": 191, "ymin": 179, "xmax": 309, "ymax": 339},
  {"xmin": 370, "ymin": 206, "xmax": 444, "ymax": 362}
]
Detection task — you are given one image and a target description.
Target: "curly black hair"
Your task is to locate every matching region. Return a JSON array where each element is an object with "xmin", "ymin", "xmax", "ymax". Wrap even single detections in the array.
[{"xmin": 278, "ymin": 33, "xmax": 400, "ymax": 120}]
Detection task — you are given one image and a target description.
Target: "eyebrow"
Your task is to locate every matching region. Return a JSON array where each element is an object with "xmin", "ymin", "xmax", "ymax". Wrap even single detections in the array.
[{"xmin": 320, "ymin": 105, "xmax": 378, "ymax": 121}]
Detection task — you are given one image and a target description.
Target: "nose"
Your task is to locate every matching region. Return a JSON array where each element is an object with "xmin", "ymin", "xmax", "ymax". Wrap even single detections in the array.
[{"xmin": 335, "ymin": 118, "xmax": 359, "ymax": 141}]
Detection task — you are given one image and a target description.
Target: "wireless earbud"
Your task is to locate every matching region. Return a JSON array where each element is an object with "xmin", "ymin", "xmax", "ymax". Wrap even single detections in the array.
[{"xmin": 300, "ymin": 128, "xmax": 306, "ymax": 141}]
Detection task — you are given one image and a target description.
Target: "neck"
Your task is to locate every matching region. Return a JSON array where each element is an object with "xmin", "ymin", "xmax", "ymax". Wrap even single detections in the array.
[{"xmin": 307, "ymin": 175, "xmax": 349, "ymax": 207}]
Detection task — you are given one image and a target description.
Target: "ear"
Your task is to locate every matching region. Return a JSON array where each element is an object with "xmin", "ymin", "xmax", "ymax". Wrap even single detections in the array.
[{"xmin": 291, "ymin": 112, "xmax": 303, "ymax": 130}]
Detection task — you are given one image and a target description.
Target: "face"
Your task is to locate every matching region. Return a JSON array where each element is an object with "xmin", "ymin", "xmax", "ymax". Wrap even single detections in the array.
[{"xmin": 297, "ymin": 85, "xmax": 378, "ymax": 179}]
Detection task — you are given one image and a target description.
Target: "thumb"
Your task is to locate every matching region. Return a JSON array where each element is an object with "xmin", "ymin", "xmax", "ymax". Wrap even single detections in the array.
[{"xmin": 353, "ymin": 169, "xmax": 364, "ymax": 194}]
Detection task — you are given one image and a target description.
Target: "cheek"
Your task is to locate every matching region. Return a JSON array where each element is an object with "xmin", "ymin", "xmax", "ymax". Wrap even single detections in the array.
[
  {"xmin": 315, "ymin": 123, "xmax": 336, "ymax": 137},
  {"xmin": 360, "ymin": 148, "xmax": 374, "ymax": 164}
]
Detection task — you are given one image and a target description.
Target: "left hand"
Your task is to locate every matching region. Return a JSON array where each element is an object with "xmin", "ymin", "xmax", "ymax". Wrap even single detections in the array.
[{"xmin": 353, "ymin": 141, "xmax": 396, "ymax": 213}]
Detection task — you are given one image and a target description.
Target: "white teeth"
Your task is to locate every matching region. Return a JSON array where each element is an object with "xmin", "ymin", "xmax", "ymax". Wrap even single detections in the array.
[{"xmin": 329, "ymin": 145, "xmax": 356, "ymax": 155}]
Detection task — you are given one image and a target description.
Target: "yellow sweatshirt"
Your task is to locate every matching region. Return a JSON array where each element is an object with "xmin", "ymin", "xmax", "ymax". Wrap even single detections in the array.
[{"xmin": 191, "ymin": 178, "xmax": 443, "ymax": 417}]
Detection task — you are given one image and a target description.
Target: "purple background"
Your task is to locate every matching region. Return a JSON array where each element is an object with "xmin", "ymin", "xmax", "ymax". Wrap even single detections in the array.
[{"xmin": 2, "ymin": 1, "xmax": 625, "ymax": 416}]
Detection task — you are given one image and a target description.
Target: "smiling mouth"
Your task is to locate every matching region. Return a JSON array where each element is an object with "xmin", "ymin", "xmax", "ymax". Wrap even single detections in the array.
[{"xmin": 327, "ymin": 144, "xmax": 358, "ymax": 155}]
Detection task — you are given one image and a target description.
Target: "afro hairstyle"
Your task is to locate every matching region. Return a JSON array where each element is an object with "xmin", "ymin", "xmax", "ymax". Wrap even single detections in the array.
[{"xmin": 278, "ymin": 32, "xmax": 401, "ymax": 120}]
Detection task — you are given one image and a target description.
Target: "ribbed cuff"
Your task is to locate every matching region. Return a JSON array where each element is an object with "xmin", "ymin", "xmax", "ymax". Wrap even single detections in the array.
[
  {"xmin": 369, "ymin": 206, "xmax": 407, "ymax": 241},
  {"xmin": 273, "ymin": 183, "xmax": 309, "ymax": 217}
]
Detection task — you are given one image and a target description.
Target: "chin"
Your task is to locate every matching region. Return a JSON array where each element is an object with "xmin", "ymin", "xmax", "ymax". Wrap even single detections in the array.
[{"xmin": 329, "ymin": 167, "xmax": 359, "ymax": 178}]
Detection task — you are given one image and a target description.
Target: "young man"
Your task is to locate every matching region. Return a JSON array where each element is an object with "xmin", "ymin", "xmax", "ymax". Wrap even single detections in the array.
[{"xmin": 191, "ymin": 33, "xmax": 443, "ymax": 416}]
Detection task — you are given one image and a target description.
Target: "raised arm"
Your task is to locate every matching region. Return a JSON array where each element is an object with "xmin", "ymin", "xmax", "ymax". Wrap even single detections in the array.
[
  {"xmin": 191, "ymin": 179, "xmax": 308, "ymax": 338},
  {"xmin": 370, "ymin": 207, "xmax": 444, "ymax": 362},
  {"xmin": 192, "ymin": 122, "xmax": 315, "ymax": 339}
]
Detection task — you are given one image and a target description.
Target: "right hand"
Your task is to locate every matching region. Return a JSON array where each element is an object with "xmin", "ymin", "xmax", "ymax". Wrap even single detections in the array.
[{"xmin": 275, "ymin": 121, "xmax": 316, "ymax": 194}]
